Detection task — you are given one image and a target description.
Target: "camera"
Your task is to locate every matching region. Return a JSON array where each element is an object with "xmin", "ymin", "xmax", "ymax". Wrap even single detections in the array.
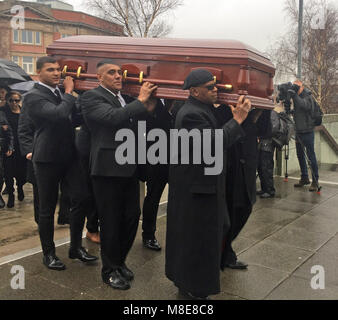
[{"xmin": 276, "ymin": 82, "xmax": 299, "ymax": 114}]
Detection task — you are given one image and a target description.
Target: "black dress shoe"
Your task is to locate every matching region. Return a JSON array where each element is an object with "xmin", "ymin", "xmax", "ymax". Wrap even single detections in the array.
[
  {"xmin": 103, "ymin": 270, "xmax": 130, "ymax": 290},
  {"xmin": 224, "ymin": 260, "xmax": 248, "ymax": 270},
  {"xmin": 17, "ymin": 187, "xmax": 24, "ymax": 201},
  {"xmin": 69, "ymin": 247, "xmax": 98, "ymax": 263},
  {"xmin": 256, "ymin": 190, "xmax": 265, "ymax": 195},
  {"xmin": 178, "ymin": 289, "xmax": 210, "ymax": 300},
  {"xmin": 260, "ymin": 192, "xmax": 275, "ymax": 199},
  {"xmin": 43, "ymin": 255, "xmax": 66, "ymax": 271},
  {"xmin": 143, "ymin": 238, "xmax": 161, "ymax": 251},
  {"xmin": 0, "ymin": 195, "xmax": 5, "ymax": 209},
  {"xmin": 119, "ymin": 264, "xmax": 134, "ymax": 281}
]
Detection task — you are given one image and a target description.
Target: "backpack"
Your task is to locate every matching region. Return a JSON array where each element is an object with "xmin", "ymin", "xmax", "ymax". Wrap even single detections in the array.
[
  {"xmin": 310, "ymin": 96, "xmax": 323, "ymax": 126},
  {"xmin": 270, "ymin": 110, "xmax": 295, "ymax": 149}
]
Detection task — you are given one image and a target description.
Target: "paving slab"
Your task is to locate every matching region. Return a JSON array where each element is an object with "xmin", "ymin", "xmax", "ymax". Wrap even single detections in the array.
[
  {"xmin": 0, "ymin": 274, "xmax": 79, "ymax": 300},
  {"xmin": 265, "ymin": 276, "xmax": 338, "ymax": 300},
  {"xmin": 220, "ymin": 264, "xmax": 289, "ymax": 300},
  {"xmin": 287, "ymin": 214, "xmax": 338, "ymax": 235},
  {"xmin": 238, "ymin": 240, "xmax": 313, "ymax": 273},
  {"xmin": 293, "ymin": 249, "xmax": 338, "ymax": 287},
  {"xmin": 267, "ymin": 225, "xmax": 334, "ymax": 251}
]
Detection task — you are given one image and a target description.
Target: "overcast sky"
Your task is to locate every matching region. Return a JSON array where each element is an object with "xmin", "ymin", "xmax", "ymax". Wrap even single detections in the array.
[{"xmin": 66, "ymin": 0, "xmax": 292, "ymax": 52}]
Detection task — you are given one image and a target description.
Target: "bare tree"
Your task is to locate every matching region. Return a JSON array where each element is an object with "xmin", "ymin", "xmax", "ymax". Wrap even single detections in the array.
[
  {"xmin": 267, "ymin": 0, "xmax": 338, "ymax": 113},
  {"xmin": 85, "ymin": 0, "xmax": 183, "ymax": 38}
]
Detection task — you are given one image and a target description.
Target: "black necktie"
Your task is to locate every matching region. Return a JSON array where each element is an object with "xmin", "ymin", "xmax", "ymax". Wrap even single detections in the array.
[
  {"xmin": 113, "ymin": 95, "xmax": 122, "ymax": 108},
  {"xmin": 54, "ymin": 90, "xmax": 62, "ymax": 104}
]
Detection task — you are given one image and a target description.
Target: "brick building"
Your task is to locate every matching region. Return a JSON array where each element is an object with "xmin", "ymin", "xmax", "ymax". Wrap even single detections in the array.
[{"xmin": 0, "ymin": 0, "xmax": 124, "ymax": 76}]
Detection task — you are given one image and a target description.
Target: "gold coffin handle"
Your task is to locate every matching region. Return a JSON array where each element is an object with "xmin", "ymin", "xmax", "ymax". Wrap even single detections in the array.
[
  {"xmin": 62, "ymin": 65, "xmax": 68, "ymax": 77},
  {"xmin": 139, "ymin": 71, "xmax": 144, "ymax": 84},
  {"xmin": 76, "ymin": 66, "xmax": 82, "ymax": 78},
  {"xmin": 123, "ymin": 70, "xmax": 128, "ymax": 81}
]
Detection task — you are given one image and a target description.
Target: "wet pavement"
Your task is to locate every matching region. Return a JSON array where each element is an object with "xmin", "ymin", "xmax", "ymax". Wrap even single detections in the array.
[{"xmin": 0, "ymin": 167, "xmax": 338, "ymax": 300}]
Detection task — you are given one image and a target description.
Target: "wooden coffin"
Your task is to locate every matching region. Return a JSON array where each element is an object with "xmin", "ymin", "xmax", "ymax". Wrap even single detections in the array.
[{"xmin": 47, "ymin": 36, "xmax": 275, "ymax": 110}]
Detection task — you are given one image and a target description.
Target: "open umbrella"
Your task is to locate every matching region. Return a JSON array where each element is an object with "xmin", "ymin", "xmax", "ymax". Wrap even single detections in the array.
[
  {"xmin": 9, "ymin": 80, "xmax": 36, "ymax": 93},
  {"xmin": 0, "ymin": 63, "xmax": 27, "ymax": 86},
  {"xmin": 0, "ymin": 59, "xmax": 32, "ymax": 81}
]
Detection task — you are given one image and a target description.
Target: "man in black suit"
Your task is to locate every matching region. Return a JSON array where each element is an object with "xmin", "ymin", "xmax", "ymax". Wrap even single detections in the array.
[
  {"xmin": 24, "ymin": 56, "xmax": 97, "ymax": 270},
  {"xmin": 81, "ymin": 59, "xmax": 157, "ymax": 290}
]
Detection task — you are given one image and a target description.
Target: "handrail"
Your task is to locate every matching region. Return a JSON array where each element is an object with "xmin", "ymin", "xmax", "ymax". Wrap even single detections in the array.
[{"xmin": 315, "ymin": 125, "xmax": 338, "ymax": 155}]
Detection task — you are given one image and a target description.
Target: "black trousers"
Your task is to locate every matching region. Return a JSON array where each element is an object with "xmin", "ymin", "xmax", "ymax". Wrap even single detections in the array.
[
  {"xmin": 221, "ymin": 205, "xmax": 253, "ymax": 266},
  {"xmin": 142, "ymin": 166, "xmax": 168, "ymax": 240},
  {"xmin": 79, "ymin": 155, "xmax": 99, "ymax": 234},
  {"xmin": 33, "ymin": 160, "xmax": 88, "ymax": 256},
  {"xmin": 92, "ymin": 175, "xmax": 140, "ymax": 280},
  {"xmin": 27, "ymin": 161, "xmax": 40, "ymax": 225},
  {"xmin": 4, "ymin": 153, "xmax": 27, "ymax": 194},
  {"xmin": 257, "ymin": 149, "xmax": 275, "ymax": 195}
]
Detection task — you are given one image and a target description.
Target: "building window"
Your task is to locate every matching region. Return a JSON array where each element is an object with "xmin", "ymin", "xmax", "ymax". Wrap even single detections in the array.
[
  {"xmin": 22, "ymin": 30, "xmax": 33, "ymax": 44},
  {"xmin": 22, "ymin": 56, "xmax": 34, "ymax": 74},
  {"xmin": 35, "ymin": 31, "xmax": 41, "ymax": 45},
  {"xmin": 13, "ymin": 30, "xmax": 19, "ymax": 43},
  {"xmin": 12, "ymin": 56, "xmax": 20, "ymax": 65}
]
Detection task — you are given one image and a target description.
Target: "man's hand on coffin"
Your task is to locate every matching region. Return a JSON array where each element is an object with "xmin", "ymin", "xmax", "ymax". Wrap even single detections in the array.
[
  {"xmin": 230, "ymin": 95, "xmax": 252, "ymax": 125},
  {"xmin": 137, "ymin": 82, "xmax": 158, "ymax": 104},
  {"xmin": 63, "ymin": 76, "xmax": 75, "ymax": 94}
]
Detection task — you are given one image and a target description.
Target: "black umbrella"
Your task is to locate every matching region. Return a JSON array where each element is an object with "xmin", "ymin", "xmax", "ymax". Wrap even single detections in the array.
[
  {"xmin": 0, "ymin": 63, "xmax": 27, "ymax": 86},
  {"xmin": 0, "ymin": 59, "xmax": 32, "ymax": 81}
]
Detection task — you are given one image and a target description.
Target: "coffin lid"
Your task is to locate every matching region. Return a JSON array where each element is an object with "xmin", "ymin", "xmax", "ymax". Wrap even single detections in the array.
[{"xmin": 47, "ymin": 35, "xmax": 274, "ymax": 71}]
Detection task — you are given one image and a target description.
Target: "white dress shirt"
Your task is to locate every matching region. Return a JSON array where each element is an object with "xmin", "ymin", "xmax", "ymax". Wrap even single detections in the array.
[{"xmin": 100, "ymin": 85, "xmax": 126, "ymax": 107}]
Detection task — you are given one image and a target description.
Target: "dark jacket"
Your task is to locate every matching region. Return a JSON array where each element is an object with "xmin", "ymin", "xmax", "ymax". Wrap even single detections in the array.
[
  {"xmin": 165, "ymin": 96, "xmax": 244, "ymax": 296},
  {"xmin": 17, "ymin": 102, "xmax": 35, "ymax": 157},
  {"xmin": 0, "ymin": 109, "xmax": 14, "ymax": 153},
  {"xmin": 24, "ymin": 83, "xmax": 77, "ymax": 163},
  {"xmin": 80, "ymin": 85, "xmax": 147, "ymax": 177},
  {"xmin": 293, "ymin": 89, "xmax": 314, "ymax": 133},
  {"xmin": 215, "ymin": 106, "xmax": 270, "ymax": 206}
]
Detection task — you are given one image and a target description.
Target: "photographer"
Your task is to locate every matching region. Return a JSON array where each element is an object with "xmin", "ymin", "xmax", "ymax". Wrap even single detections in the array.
[{"xmin": 288, "ymin": 80, "xmax": 319, "ymax": 191}]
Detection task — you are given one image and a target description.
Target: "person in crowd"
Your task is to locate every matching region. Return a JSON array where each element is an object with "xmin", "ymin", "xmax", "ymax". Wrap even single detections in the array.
[
  {"xmin": 0, "ymin": 102, "xmax": 14, "ymax": 209},
  {"xmin": 215, "ymin": 105, "xmax": 271, "ymax": 270},
  {"xmin": 0, "ymin": 86, "xmax": 11, "ymax": 197},
  {"xmin": 81, "ymin": 59, "xmax": 157, "ymax": 291},
  {"xmin": 140, "ymin": 99, "xmax": 173, "ymax": 251},
  {"xmin": 3, "ymin": 91, "xmax": 27, "ymax": 208},
  {"xmin": 75, "ymin": 120, "xmax": 100, "ymax": 244},
  {"xmin": 24, "ymin": 56, "xmax": 97, "ymax": 271},
  {"xmin": 165, "ymin": 69, "xmax": 251, "ymax": 300},
  {"xmin": 289, "ymin": 80, "xmax": 320, "ymax": 191},
  {"xmin": 257, "ymin": 110, "xmax": 276, "ymax": 199}
]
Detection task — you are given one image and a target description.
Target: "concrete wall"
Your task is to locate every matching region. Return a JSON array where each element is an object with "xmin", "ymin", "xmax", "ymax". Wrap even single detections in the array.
[{"xmin": 275, "ymin": 114, "xmax": 338, "ymax": 177}]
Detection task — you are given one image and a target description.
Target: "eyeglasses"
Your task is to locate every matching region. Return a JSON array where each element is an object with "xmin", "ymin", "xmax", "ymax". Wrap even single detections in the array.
[
  {"xmin": 199, "ymin": 83, "xmax": 217, "ymax": 91},
  {"xmin": 9, "ymin": 99, "xmax": 21, "ymax": 103}
]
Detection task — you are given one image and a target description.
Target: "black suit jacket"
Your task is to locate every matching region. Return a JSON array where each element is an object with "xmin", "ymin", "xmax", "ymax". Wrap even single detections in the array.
[
  {"xmin": 80, "ymin": 86, "xmax": 147, "ymax": 177},
  {"xmin": 18, "ymin": 102, "xmax": 34, "ymax": 157},
  {"xmin": 24, "ymin": 83, "xmax": 76, "ymax": 163}
]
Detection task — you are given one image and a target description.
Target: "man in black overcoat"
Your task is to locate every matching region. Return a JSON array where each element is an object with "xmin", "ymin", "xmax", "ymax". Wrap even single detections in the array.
[
  {"xmin": 165, "ymin": 69, "xmax": 251, "ymax": 299},
  {"xmin": 24, "ymin": 56, "xmax": 98, "ymax": 270},
  {"xmin": 80, "ymin": 59, "xmax": 157, "ymax": 290},
  {"xmin": 215, "ymin": 106, "xmax": 271, "ymax": 269}
]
